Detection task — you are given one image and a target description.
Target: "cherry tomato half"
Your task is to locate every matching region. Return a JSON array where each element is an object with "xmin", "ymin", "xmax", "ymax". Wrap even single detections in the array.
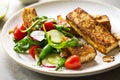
[
  {"xmin": 65, "ymin": 55, "xmax": 81, "ymax": 69},
  {"xmin": 41, "ymin": 21, "xmax": 54, "ymax": 31},
  {"xmin": 29, "ymin": 46, "xmax": 40, "ymax": 59},
  {"xmin": 13, "ymin": 24, "xmax": 27, "ymax": 41}
]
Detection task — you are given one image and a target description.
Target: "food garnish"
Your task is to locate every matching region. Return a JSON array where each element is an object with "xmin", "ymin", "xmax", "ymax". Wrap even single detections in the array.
[{"xmin": 103, "ymin": 56, "xmax": 115, "ymax": 62}]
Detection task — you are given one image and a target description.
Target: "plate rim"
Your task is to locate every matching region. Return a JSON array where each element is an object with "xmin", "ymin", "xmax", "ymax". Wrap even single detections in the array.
[{"xmin": 1, "ymin": 0, "xmax": 120, "ymax": 77}]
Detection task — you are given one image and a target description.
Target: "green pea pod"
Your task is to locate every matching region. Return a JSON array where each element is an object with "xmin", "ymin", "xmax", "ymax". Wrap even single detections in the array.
[
  {"xmin": 55, "ymin": 57, "xmax": 66, "ymax": 71},
  {"xmin": 37, "ymin": 44, "xmax": 53, "ymax": 65}
]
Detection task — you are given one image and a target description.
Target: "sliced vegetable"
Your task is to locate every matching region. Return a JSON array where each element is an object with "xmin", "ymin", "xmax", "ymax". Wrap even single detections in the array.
[
  {"xmin": 42, "ymin": 57, "xmax": 56, "ymax": 68},
  {"xmin": 11, "ymin": 15, "xmax": 83, "ymax": 71},
  {"xmin": 30, "ymin": 30, "xmax": 45, "ymax": 41},
  {"xmin": 42, "ymin": 53, "xmax": 60, "ymax": 68},
  {"xmin": 13, "ymin": 24, "xmax": 27, "ymax": 41},
  {"xmin": 65, "ymin": 55, "xmax": 81, "ymax": 69},
  {"xmin": 47, "ymin": 53, "xmax": 60, "ymax": 64},
  {"xmin": 47, "ymin": 33, "xmax": 79, "ymax": 50},
  {"xmin": 55, "ymin": 57, "xmax": 66, "ymax": 71},
  {"xmin": 41, "ymin": 20, "xmax": 54, "ymax": 31},
  {"xmin": 37, "ymin": 44, "xmax": 54, "ymax": 65},
  {"xmin": 47, "ymin": 30, "xmax": 64, "ymax": 43},
  {"xmin": 29, "ymin": 45, "xmax": 41, "ymax": 59}
]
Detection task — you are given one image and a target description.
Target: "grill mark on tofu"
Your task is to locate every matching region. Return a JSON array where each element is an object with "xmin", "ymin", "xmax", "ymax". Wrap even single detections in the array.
[
  {"xmin": 66, "ymin": 7, "xmax": 118, "ymax": 53},
  {"xmin": 94, "ymin": 15, "xmax": 111, "ymax": 32}
]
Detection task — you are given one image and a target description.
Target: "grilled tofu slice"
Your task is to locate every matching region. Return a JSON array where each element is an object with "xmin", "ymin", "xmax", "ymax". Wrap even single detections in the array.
[
  {"xmin": 57, "ymin": 15, "xmax": 111, "ymax": 36},
  {"xmin": 68, "ymin": 43, "xmax": 96, "ymax": 63},
  {"xmin": 66, "ymin": 7, "xmax": 118, "ymax": 54},
  {"xmin": 57, "ymin": 15, "xmax": 97, "ymax": 63},
  {"xmin": 93, "ymin": 15, "xmax": 111, "ymax": 32},
  {"xmin": 22, "ymin": 8, "xmax": 37, "ymax": 27},
  {"xmin": 60, "ymin": 43, "xmax": 96, "ymax": 63}
]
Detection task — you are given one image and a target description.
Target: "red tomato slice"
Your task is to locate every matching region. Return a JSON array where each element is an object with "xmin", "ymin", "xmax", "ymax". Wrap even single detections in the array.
[
  {"xmin": 29, "ymin": 46, "xmax": 40, "ymax": 59},
  {"xmin": 41, "ymin": 21, "xmax": 54, "ymax": 31},
  {"xmin": 65, "ymin": 55, "xmax": 81, "ymax": 69},
  {"xmin": 13, "ymin": 24, "xmax": 27, "ymax": 41}
]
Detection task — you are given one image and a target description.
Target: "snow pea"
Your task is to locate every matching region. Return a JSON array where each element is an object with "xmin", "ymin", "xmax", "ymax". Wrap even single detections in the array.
[{"xmin": 37, "ymin": 44, "xmax": 54, "ymax": 65}]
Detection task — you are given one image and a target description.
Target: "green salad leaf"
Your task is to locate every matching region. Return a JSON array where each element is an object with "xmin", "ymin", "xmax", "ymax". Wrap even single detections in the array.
[
  {"xmin": 14, "ymin": 37, "xmax": 40, "ymax": 53},
  {"xmin": 55, "ymin": 24, "xmax": 73, "ymax": 37},
  {"xmin": 46, "ymin": 33, "xmax": 78, "ymax": 50}
]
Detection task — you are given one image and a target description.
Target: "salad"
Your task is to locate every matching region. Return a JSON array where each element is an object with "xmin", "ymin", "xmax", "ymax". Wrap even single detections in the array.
[{"xmin": 9, "ymin": 13, "xmax": 83, "ymax": 70}]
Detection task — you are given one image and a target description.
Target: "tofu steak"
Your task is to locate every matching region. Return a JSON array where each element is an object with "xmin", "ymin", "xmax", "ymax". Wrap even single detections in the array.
[{"xmin": 66, "ymin": 7, "xmax": 118, "ymax": 54}]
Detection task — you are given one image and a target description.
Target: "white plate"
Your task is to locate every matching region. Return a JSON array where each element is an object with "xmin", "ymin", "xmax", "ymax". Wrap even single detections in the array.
[{"xmin": 1, "ymin": 0, "xmax": 120, "ymax": 77}]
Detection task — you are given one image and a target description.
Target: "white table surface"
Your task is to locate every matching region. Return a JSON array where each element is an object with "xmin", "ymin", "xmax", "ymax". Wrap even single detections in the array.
[{"xmin": 0, "ymin": 0, "xmax": 120, "ymax": 80}]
